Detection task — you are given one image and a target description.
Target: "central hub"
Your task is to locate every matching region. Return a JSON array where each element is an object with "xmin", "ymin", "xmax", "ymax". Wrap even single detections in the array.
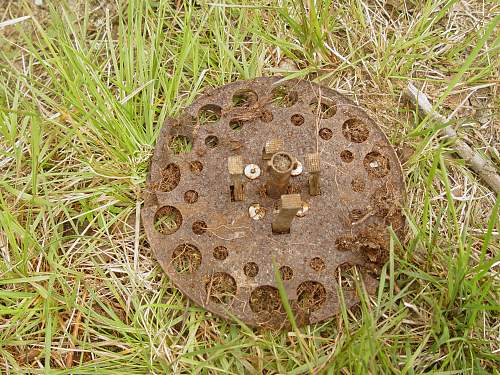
[{"xmin": 267, "ymin": 151, "xmax": 294, "ymax": 199}]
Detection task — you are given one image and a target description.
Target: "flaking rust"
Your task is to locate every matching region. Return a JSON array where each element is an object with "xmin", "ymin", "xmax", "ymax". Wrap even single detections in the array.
[{"xmin": 142, "ymin": 77, "xmax": 405, "ymax": 329}]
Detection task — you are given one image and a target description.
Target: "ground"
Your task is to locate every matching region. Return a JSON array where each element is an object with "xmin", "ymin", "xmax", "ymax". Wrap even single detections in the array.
[{"xmin": 0, "ymin": 0, "xmax": 499, "ymax": 374}]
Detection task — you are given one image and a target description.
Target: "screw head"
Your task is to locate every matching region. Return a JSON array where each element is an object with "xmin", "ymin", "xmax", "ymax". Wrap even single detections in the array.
[
  {"xmin": 296, "ymin": 202, "xmax": 309, "ymax": 217},
  {"xmin": 248, "ymin": 203, "xmax": 266, "ymax": 220},
  {"xmin": 291, "ymin": 160, "xmax": 303, "ymax": 176},
  {"xmin": 244, "ymin": 164, "xmax": 261, "ymax": 179}
]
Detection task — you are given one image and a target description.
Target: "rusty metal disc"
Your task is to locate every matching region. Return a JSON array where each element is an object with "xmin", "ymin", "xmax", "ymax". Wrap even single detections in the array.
[{"xmin": 142, "ymin": 77, "xmax": 405, "ymax": 329}]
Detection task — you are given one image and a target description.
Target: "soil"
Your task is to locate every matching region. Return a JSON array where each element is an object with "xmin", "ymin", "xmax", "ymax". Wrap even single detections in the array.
[
  {"xmin": 297, "ymin": 281, "xmax": 326, "ymax": 311},
  {"xmin": 291, "ymin": 114, "xmax": 305, "ymax": 126},
  {"xmin": 157, "ymin": 163, "xmax": 180, "ymax": 192},
  {"xmin": 319, "ymin": 128, "xmax": 333, "ymax": 140},
  {"xmin": 363, "ymin": 151, "xmax": 390, "ymax": 178},
  {"xmin": 189, "ymin": 160, "xmax": 204, "ymax": 173},
  {"xmin": 342, "ymin": 118, "xmax": 369, "ymax": 143},
  {"xmin": 340, "ymin": 150, "xmax": 354, "ymax": 162},
  {"xmin": 272, "ymin": 153, "xmax": 292, "ymax": 172},
  {"xmin": 279, "ymin": 266, "xmax": 293, "ymax": 281},
  {"xmin": 243, "ymin": 262, "xmax": 259, "ymax": 277},
  {"xmin": 192, "ymin": 220, "xmax": 207, "ymax": 235},
  {"xmin": 335, "ymin": 235, "xmax": 357, "ymax": 252},
  {"xmin": 213, "ymin": 246, "xmax": 228, "ymax": 260},
  {"xmin": 172, "ymin": 244, "xmax": 202, "ymax": 273},
  {"xmin": 356, "ymin": 225, "xmax": 389, "ymax": 265},
  {"xmin": 310, "ymin": 257, "xmax": 326, "ymax": 272},
  {"xmin": 260, "ymin": 110, "xmax": 274, "ymax": 123},
  {"xmin": 351, "ymin": 177, "xmax": 365, "ymax": 192},
  {"xmin": 204, "ymin": 272, "xmax": 237, "ymax": 304},
  {"xmin": 184, "ymin": 190, "xmax": 199, "ymax": 203},
  {"xmin": 249, "ymin": 285, "xmax": 283, "ymax": 313}
]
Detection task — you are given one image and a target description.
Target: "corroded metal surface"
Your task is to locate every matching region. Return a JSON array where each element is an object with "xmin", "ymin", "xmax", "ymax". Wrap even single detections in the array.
[{"xmin": 143, "ymin": 77, "xmax": 405, "ymax": 329}]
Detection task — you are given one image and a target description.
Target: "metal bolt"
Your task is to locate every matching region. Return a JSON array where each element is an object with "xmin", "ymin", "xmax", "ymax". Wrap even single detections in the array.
[
  {"xmin": 272, "ymin": 194, "xmax": 302, "ymax": 234},
  {"xmin": 305, "ymin": 153, "xmax": 321, "ymax": 196},
  {"xmin": 228, "ymin": 155, "xmax": 244, "ymax": 201}
]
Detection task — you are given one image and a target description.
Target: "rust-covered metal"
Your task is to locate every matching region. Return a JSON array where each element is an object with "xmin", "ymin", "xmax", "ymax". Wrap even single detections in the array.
[{"xmin": 143, "ymin": 77, "xmax": 405, "ymax": 329}]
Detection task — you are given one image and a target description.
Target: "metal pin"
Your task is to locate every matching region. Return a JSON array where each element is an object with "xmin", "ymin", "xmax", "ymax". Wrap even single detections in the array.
[
  {"xmin": 272, "ymin": 194, "xmax": 302, "ymax": 234},
  {"xmin": 262, "ymin": 139, "xmax": 284, "ymax": 160},
  {"xmin": 305, "ymin": 153, "xmax": 321, "ymax": 196},
  {"xmin": 228, "ymin": 155, "xmax": 244, "ymax": 201},
  {"xmin": 266, "ymin": 151, "xmax": 295, "ymax": 199}
]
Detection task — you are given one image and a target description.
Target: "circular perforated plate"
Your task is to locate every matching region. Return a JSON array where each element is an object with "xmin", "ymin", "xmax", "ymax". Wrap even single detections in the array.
[{"xmin": 143, "ymin": 77, "xmax": 405, "ymax": 329}]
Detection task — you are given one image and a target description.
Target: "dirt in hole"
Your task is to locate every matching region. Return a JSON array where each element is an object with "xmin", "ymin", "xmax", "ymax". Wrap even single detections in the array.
[
  {"xmin": 342, "ymin": 118, "xmax": 369, "ymax": 143},
  {"xmin": 244, "ymin": 262, "xmax": 259, "ymax": 277},
  {"xmin": 335, "ymin": 235, "xmax": 357, "ymax": 252},
  {"xmin": 189, "ymin": 160, "xmax": 203, "ymax": 173},
  {"xmin": 272, "ymin": 153, "xmax": 292, "ymax": 172},
  {"xmin": 279, "ymin": 266, "xmax": 293, "ymax": 281},
  {"xmin": 297, "ymin": 281, "xmax": 326, "ymax": 311},
  {"xmin": 192, "ymin": 220, "xmax": 207, "ymax": 235},
  {"xmin": 213, "ymin": 246, "xmax": 228, "ymax": 260},
  {"xmin": 184, "ymin": 190, "xmax": 199, "ymax": 203},
  {"xmin": 204, "ymin": 272, "xmax": 237, "ymax": 304},
  {"xmin": 310, "ymin": 257, "xmax": 325, "ymax": 271},
  {"xmin": 351, "ymin": 177, "xmax": 365, "ymax": 192},
  {"xmin": 154, "ymin": 163, "xmax": 180, "ymax": 192},
  {"xmin": 340, "ymin": 150, "xmax": 354, "ymax": 163},
  {"xmin": 319, "ymin": 127, "xmax": 333, "ymax": 140},
  {"xmin": 172, "ymin": 243, "xmax": 202, "ymax": 273},
  {"xmin": 291, "ymin": 114, "xmax": 305, "ymax": 126},
  {"xmin": 154, "ymin": 206, "xmax": 182, "ymax": 235},
  {"xmin": 249, "ymin": 285, "xmax": 283, "ymax": 313},
  {"xmin": 370, "ymin": 186, "xmax": 404, "ymax": 234},
  {"xmin": 260, "ymin": 110, "xmax": 273, "ymax": 123},
  {"xmin": 370, "ymin": 186, "xmax": 400, "ymax": 218},
  {"xmin": 364, "ymin": 151, "xmax": 390, "ymax": 178},
  {"xmin": 356, "ymin": 224, "xmax": 389, "ymax": 264}
]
